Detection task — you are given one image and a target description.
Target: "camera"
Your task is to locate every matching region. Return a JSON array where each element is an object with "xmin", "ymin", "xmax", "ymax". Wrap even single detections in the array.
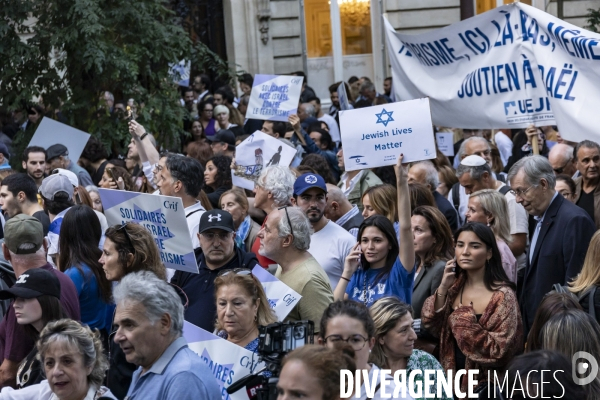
[{"xmin": 227, "ymin": 321, "xmax": 314, "ymax": 400}]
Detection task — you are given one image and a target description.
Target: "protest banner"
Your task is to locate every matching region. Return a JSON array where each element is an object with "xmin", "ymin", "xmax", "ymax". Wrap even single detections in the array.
[
  {"xmin": 436, "ymin": 131, "xmax": 455, "ymax": 157},
  {"xmin": 245, "ymin": 74, "xmax": 304, "ymax": 122},
  {"xmin": 384, "ymin": 3, "xmax": 600, "ymax": 143},
  {"xmin": 251, "ymin": 265, "xmax": 301, "ymax": 321},
  {"xmin": 28, "ymin": 118, "xmax": 90, "ymax": 163},
  {"xmin": 184, "ymin": 321, "xmax": 265, "ymax": 400},
  {"xmin": 232, "ymin": 130, "xmax": 297, "ymax": 190},
  {"xmin": 338, "ymin": 82, "xmax": 350, "ymax": 111},
  {"xmin": 339, "ymin": 98, "xmax": 436, "ymax": 171},
  {"xmin": 98, "ymin": 189, "xmax": 198, "ymax": 273}
]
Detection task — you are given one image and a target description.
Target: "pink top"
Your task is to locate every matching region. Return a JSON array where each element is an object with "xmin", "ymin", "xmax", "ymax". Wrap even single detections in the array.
[{"xmin": 497, "ymin": 239, "xmax": 518, "ymax": 283}]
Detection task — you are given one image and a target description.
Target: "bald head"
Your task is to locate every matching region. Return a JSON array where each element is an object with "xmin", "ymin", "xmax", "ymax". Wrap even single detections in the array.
[
  {"xmin": 325, "ymin": 184, "xmax": 353, "ymax": 221},
  {"xmin": 548, "ymin": 143, "xmax": 576, "ymax": 176}
]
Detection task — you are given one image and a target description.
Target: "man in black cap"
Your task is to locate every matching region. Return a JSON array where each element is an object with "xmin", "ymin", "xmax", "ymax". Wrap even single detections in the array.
[
  {"xmin": 45, "ymin": 143, "xmax": 93, "ymax": 187},
  {"xmin": 0, "ymin": 214, "xmax": 80, "ymax": 387},
  {"xmin": 170, "ymin": 210, "xmax": 258, "ymax": 332},
  {"xmin": 207, "ymin": 129, "xmax": 235, "ymax": 158}
]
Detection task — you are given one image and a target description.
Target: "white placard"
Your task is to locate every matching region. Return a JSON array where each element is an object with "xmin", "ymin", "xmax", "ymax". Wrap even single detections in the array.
[
  {"xmin": 338, "ymin": 82, "xmax": 350, "ymax": 111},
  {"xmin": 245, "ymin": 74, "xmax": 304, "ymax": 122},
  {"xmin": 251, "ymin": 265, "xmax": 301, "ymax": 321},
  {"xmin": 339, "ymin": 98, "xmax": 436, "ymax": 171},
  {"xmin": 232, "ymin": 131, "xmax": 296, "ymax": 190},
  {"xmin": 436, "ymin": 132, "xmax": 455, "ymax": 157},
  {"xmin": 28, "ymin": 118, "xmax": 90, "ymax": 163},
  {"xmin": 98, "ymin": 189, "xmax": 198, "ymax": 273}
]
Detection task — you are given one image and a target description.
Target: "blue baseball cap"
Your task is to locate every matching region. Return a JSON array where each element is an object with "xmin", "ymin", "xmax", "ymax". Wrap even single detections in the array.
[{"xmin": 294, "ymin": 173, "xmax": 327, "ymax": 196}]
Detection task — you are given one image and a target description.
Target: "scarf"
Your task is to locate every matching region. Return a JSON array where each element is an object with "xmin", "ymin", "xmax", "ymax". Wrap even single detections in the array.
[{"xmin": 235, "ymin": 215, "xmax": 252, "ymax": 249}]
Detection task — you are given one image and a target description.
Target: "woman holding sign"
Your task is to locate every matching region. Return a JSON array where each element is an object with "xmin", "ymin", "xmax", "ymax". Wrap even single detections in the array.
[{"xmin": 334, "ymin": 154, "xmax": 415, "ymax": 307}]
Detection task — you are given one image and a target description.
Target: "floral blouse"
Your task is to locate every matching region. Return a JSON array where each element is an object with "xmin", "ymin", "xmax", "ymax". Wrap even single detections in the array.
[{"xmin": 406, "ymin": 349, "xmax": 452, "ymax": 400}]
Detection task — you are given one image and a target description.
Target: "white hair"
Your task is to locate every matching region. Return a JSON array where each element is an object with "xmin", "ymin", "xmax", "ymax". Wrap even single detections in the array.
[
  {"xmin": 277, "ymin": 207, "xmax": 313, "ymax": 251},
  {"xmin": 457, "ymin": 136, "xmax": 490, "ymax": 160},
  {"xmin": 214, "ymin": 105, "xmax": 229, "ymax": 116},
  {"xmin": 257, "ymin": 165, "xmax": 295, "ymax": 207},
  {"xmin": 412, "ymin": 160, "xmax": 439, "ymax": 189},
  {"xmin": 508, "ymin": 155, "xmax": 556, "ymax": 189}
]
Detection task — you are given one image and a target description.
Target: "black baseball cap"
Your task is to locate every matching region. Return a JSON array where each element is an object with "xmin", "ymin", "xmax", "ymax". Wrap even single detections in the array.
[
  {"xmin": 46, "ymin": 144, "xmax": 69, "ymax": 161},
  {"xmin": 199, "ymin": 210, "xmax": 235, "ymax": 234},
  {"xmin": 207, "ymin": 130, "xmax": 236, "ymax": 150},
  {"xmin": 0, "ymin": 268, "xmax": 61, "ymax": 300}
]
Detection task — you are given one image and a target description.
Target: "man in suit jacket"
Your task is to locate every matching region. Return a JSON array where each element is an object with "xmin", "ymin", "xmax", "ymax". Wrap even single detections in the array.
[{"xmin": 508, "ymin": 155, "xmax": 596, "ymax": 336}]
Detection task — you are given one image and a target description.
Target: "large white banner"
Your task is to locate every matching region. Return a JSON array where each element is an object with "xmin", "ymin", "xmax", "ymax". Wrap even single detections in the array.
[{"xmin": 384, "ymin": 3, "xmax": 600, "ymax": 142}]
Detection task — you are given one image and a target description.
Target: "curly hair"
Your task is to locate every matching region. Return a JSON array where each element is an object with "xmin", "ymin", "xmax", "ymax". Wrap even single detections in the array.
[
  {"xmin": 300, "ymin": 154, "xmax": 335, "ymax": 184},
  {"xmin": 80, "ymin": 136, "xmax": 108, "ymax": 162},
  {"xmin": 37, "ymin": 319, "xmax": 108, "ymax": 388},
  {"xmin": 206, "ymin": 155, "xmax": 232, "ymax": 189}
]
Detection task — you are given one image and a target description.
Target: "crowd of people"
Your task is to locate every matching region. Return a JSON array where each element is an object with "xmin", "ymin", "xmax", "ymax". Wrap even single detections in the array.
[{"xmin": 0, "ymin": 71, "xmax": 599, "ymax": 400}]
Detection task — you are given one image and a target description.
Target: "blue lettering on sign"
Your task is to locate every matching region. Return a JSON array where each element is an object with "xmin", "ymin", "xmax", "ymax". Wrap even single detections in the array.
[{"xmin": 538, "ymin": 63, "xmax": 578, "ymax": 101}]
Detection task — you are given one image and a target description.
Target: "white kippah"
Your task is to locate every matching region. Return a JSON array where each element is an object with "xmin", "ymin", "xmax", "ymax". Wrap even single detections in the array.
[{"xmin": 461, "ymin": 155, "xmax": 487, "ymax": 166}]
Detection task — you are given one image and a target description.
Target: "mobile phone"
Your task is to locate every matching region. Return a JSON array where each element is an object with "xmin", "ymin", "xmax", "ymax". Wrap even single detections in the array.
[{"xmin": 453, "ymin": 258, "xmax": 459, "ymax": 276}]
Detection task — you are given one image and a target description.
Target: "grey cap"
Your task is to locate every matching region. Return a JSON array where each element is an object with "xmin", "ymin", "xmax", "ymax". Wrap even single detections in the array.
[
  {"xmin": 39, "ymin": 174, "xmax": 74, "ymax": 200},
  {"xmin": 46, "ymin": 144, "xmax": 68, "ymax": 161}
]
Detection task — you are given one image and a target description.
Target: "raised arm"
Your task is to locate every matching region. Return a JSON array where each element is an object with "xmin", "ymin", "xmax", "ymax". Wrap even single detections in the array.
[
  {"xmin": 394, "ymin": 154, "xmax": 415, "ymax": 272},
  {"xmin": 129, "ymin": 120, "xmax": 160, "ymax": 166},
  {"xmin": 334, "ymin": 242, "xmax": 361, "ymax": 301}
]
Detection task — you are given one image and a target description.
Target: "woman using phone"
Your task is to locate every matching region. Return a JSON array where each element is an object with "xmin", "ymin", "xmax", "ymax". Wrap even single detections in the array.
[{"xmin": 422, "ymin": 222, "xmax": 523, "ymax": 395}]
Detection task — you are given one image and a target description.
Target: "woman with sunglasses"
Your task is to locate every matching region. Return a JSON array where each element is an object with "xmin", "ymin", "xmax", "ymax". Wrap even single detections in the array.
[
  {"xmin": 214, "ymin": 269, "xmax": 277, "ymax": 353},
  {"xmin": 98, "ymin": 222, "xmax": 166, "ymax": 399}
]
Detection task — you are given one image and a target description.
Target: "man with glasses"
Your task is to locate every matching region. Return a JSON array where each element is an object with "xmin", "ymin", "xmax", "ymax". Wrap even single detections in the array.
[
  {"xmin": 548, "ymin": 143, "xmax": 577, "ymax": 178},
  {"xmin": 507, "ymin": 155, "xmax": 595, "ymax": 337},
  {"xmin": 171, "ymin": 210, "xmax": 258, "ymax": 332},
  {"xmin": 293, "ymin": 173, "xmax": 355, "ymax": 290},
  {"xmin": 573, "ymin": 140, "xmax": 600, "ymax": 229},
  {"xmin": 256, "ymin": 206, "xmax": 333, "ymax": 334}
]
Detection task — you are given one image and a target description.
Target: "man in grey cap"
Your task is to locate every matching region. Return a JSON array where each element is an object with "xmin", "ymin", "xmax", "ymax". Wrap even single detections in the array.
[
  {"xmin": 38, "ymin": 174, "xmax": 75, "ymax": 262},
  {"xmin": 0, "ymin": 214, "xmax": 80, "ymax": 387},
  {"xmin": 45, "ymin": 143, "xmax": 93, "ymax": 187},
  {"xmin": 207, "ymin": 129, "xmax": 235, "ymax": 158}
]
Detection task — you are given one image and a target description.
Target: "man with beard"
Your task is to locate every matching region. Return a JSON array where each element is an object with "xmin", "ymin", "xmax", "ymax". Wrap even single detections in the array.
[
  {"xmin": 0, "ymin": 173, "xmax": 50, "ymax": 234},
  {"xmin": 293, "ymin": 173, "xmax": 354, "ymax": 290},
  {"xmin": 21, "ymin": 146, "xmax": 46, "ymax": 187}
]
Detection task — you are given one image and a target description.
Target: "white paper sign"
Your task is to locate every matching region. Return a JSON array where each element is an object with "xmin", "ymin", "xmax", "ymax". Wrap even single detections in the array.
[
  {"xmin": 232, "ymin": 131, "xmax": 296, "ymax": 190},
  {"xmin": 28, "ymin": 118, "xmax": 91, "ymax": 163},
  {"xmin": 184, "ymin": 321, "xmax": 265, "ymax": 400},
  {"xmin": 339, "ymin": 98, "xmax": 436, "ymax": 171},
  {"xmin": 245, "ymin": 74, "xmax": 304, "ymax": 122},
  {"xmin": 251, "ymin": 265, "xmax": 301, "ymax": 321},
  {"xmin": 338, "ymin": 82, "xmax": 350, "ymax": 111},
  {"xmin": 436, "ymin": 132, "xmax": 455, "ymax": 157},
  {"xmin": 98, "ymin": 189, "xmax": 198, "ymax": 273},
  {"xmin": 384, "ymin": 3, "xmax": 600, "ymax": 143}
]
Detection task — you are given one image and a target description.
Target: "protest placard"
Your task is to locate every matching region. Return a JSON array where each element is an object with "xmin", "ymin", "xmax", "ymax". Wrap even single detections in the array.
[
  {"xmin": 384, "ymin": 3, "xmax": 600, "ymax": 143},
  {"xmin": 232, "ymin": 130, "xmax": 297, "ymax": 190},
  {"xmin": 436, "ymin": 132, "xmax": 455, "ymax": 157},
  {"xmin": 98, "ymin": 189, "xmax": 198, "ymax": 273},
  {"xmin": 245, "ymin": 74, "xmax": 304, "ymax": 122},
  {"xmin": 28, "ymin": 118, "xmax": 90, "ymax": 163},
  {"xmin": 338, "ymin": 82, "xmax": 350, "ymax": 111},
  {"xmin": 184, "ymin": 321, "xmax": 264, "ymax": 400},
  {"xmin": 339, "ymin": 98, "xmax": 436, "ymax": 171},
  {"xmin": 251, "ymin": 265, "xmax": 301, "ymax": 321}
]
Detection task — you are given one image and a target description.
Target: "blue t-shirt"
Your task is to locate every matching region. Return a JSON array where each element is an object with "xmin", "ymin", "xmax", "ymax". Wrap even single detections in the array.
[
  {"xmin": 345, "ymin": 258, "xmax": 415, "ymax": 307},
  {"xmin": 64, "ymin": 264, "xmax": 112, "ymax": 331}
]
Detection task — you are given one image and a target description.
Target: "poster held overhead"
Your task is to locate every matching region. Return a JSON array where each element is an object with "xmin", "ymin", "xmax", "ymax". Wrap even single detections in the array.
[
  {"xmin": 436, "ymin": 132, "xmax": 455, "ymax": 157},
  {"xmin": 245, "ymin": 74, "xmax": 304, "ymax": 122},
  {"xmin": 339, "ymin": 98, "xmax": 436, "ymax": 171},
  {"xmin": 28, "ymin": 117, "xmax": 91, "ymax": 164}
]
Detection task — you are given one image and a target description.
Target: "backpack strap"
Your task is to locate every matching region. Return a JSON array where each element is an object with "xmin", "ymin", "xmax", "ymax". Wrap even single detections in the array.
[
  {"xmin": 451, "ymin": 182, "xmax": 461, "ymax": 214},
  {"xmin": 498, "ymin": 185, "xmax": 511, "ymax": 196}
]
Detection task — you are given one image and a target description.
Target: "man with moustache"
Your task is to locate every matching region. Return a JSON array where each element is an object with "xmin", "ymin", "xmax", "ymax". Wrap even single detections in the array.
[{"xmin": 21, "ymin": 146, "xmax": 47, "ymax": 188}]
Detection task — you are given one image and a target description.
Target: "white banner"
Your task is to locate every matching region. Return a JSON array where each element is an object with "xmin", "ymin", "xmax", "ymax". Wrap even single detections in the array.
[
  {"xmin": 436, "ymin": 132, "xmax": 455, "ymax": 157},
  {"xmin": 29, "ymin": 118, "xmax": 90, "ymax": 164},
  {"xmin": 251, "ymin": 265, "xmax": 301, "ymax": 321},
  {"xmin": 384, "ymin": 3, "xmax": 600, "ymax": 143},
  {"xmin": 245, "ymin": 74, "xmax": 304, "ymax": 122},
  {"xmin": 339, "ymin": 98, "xmax": 436, "ymax": 171}
]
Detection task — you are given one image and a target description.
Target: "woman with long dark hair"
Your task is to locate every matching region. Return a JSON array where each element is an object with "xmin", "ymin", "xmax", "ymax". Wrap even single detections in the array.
[
  {"xmin": 58, "ymin": 205, "xmax": 112, "ymax": 338},
  {"xmin": 204, "ymin": 154, "xmax": 233, "ymax": 209},
  {"xmin": 422, "ymin": 222, "xmax": 523, "ymax": 395},
  {"xmin": 334, "ymin": 154, "xmax": 415, "ymax": 307}
]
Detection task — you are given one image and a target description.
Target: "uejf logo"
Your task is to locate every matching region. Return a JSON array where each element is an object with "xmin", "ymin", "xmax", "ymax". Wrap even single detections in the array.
[{"xmin": 572, "ymin": 351, "xmax": 599, "ymax": 386}]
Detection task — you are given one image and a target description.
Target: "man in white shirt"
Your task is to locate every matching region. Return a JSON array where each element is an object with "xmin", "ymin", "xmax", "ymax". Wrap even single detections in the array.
[{"xmin": 294, "ymin": 173, "xmax": 355, "ymax": 290}]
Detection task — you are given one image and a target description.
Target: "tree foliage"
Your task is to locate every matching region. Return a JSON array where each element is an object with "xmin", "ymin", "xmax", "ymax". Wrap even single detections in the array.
[
  {"xmin": 0, "ymin": 0, "xmax": 236, "ymax": 161},
  {"xmin": 587, "ymin": 8, "xmax": 600, "ymax": 33}
]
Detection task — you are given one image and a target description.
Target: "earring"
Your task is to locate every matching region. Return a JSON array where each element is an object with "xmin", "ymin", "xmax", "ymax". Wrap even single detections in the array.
[{"xmin": 254, "ymin": 314, "xmax": 257, "ymax": 322}]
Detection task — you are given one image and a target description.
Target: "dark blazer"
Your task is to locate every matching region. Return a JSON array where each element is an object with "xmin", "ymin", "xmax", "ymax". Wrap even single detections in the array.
[
  {"xmin": 412, "ymin": 259, "xmax": 446, "ymax": 319},
  {"xmin": 520, "ymin": 194, "xmax": 596, "ymax": 335},
  {"xmin": 433, "ymin": 191, "xmax": 459, "ymax": 232}
]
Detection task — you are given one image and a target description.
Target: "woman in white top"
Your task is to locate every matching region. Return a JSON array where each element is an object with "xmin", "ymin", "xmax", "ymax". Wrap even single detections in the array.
[{"xmin": 465, "ymin": 189, "xmax": 517, "ymax": 283}]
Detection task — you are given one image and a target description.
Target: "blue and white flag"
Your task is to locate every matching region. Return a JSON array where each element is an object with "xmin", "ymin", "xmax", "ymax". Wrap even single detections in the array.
[
  {"xmin": 245, "ymin": 74, "xmax": 304, "ymax": 122},
  {"xmin": 251, "ymin": 265, "xmax": 301, "ymax": 321},
  {"xmin": 338, "ymin": 82, "xmax": 350, "ymax": 111},
  {"xmin": 98, "ymin": 189, "xmax": 197, "ymax": 273},
  {"xmin": 384, "ymin": 3, "xmax": 600, "ymax": 142}
]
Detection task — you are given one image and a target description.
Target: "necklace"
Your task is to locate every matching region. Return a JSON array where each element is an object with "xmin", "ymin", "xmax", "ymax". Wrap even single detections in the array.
[{"xmin": 362, "ymin": 271, "xmax": 371, "ymax": 306}]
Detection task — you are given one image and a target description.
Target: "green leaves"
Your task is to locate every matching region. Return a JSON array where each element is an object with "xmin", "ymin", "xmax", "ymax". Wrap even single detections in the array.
[{"xmin": 587, "ymin": 8, "xmax": 600, "ymax": 33}]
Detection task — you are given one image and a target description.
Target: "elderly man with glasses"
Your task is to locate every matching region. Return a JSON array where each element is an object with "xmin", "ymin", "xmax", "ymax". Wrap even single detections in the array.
[
  {"xmin": 171, "ymin": 210, "xmax": 258, "ymax": 332},
  {"xmin": 508, "ymin": 155, "xmax": 595, "ymax": 337}
]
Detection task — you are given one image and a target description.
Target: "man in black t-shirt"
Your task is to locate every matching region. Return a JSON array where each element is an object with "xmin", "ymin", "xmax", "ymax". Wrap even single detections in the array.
[
  {"xmin": 573, "ymin": 140, "xmax": 600, "ymax": 229},
  {"xmin": 0, "ymin": 173, "xmax": 50, "ymax": 235}
]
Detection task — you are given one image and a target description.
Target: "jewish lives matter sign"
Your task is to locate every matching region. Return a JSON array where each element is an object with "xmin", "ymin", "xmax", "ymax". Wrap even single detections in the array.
[
  {"xmin": 184, "ymin": 322, "xmax": 265, "ymax": 400},
  {"xmin": 339, "ymin": 98, "xmax": 436, "ymax": 171},
  {"xmin": 384, "ymin": 3, "xmax": 600, "ymax": 143},
  {"xmin": 98, "ymin": 189, "xmax": 197, "ymax": 273},
  {"xmin": 245, "ymin": 74, "xmax": 304, "ymax": 122}
]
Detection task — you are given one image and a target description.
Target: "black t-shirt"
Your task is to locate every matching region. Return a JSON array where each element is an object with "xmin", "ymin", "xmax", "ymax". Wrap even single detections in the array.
[
  {"xmin": 577, "ymin": 189, "xmax": 595, "ymax": 221},
  {"xmin": 17, "ymin": 347, "xmax": 43, "ymax": 389},
  {"xmin": 32, "ymin": 211, "xmax": 50, "ymax": 236}
]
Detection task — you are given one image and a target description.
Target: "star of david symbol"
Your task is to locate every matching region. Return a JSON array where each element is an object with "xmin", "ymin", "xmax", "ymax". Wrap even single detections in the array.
[
  {"xmin": 208, "ymin": 214, "xmax": 222, "ymax": 222},
  {"xmin": 305, "ymin": 175, "xmax": 317, "ymax": 184},
  {"xmin": 375, "ymin": 109, "xmax": 394, "ymax": 127}
]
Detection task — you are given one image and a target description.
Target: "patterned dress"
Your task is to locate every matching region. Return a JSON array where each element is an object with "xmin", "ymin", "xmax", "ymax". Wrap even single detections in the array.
[{"xmin": 406, "ymin": 349, "xmax": 452, "ymax": 400}]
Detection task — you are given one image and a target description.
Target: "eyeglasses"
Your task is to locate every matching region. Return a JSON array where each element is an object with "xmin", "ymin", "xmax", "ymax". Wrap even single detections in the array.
[
  {"xmin": 118, "ymin": 223, "xmax": 135, "ymax": 254},
  {"xmin": 509, "ymin": 184, "xmax": 538, "ymax": 198},
  {"xmin": 204, "ymin": 109, "xmax": 213, "ymax": 113},
  {"xmin": 553, "ymin": 159, "xmax": 572, "ymax": 174},
  {"xmin": 217, "ymin": 268, "xmax": 252, "ymax": 277},
  {"xmin": 201, "ymin": 231, "xmax": 232, "ymax": 241},
  {"xmin": 324, "ymin": 334, "xmax": 368, "ymax": 350},
  {"xmin": 278, "ymin": 206, "xmax": 294, "ymax": 239}
]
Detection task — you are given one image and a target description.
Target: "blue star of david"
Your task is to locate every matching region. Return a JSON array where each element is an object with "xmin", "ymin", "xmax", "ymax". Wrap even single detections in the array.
[{"xmin": 375, "ymin": 109, "xmax": 394, "ymax": 127}]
